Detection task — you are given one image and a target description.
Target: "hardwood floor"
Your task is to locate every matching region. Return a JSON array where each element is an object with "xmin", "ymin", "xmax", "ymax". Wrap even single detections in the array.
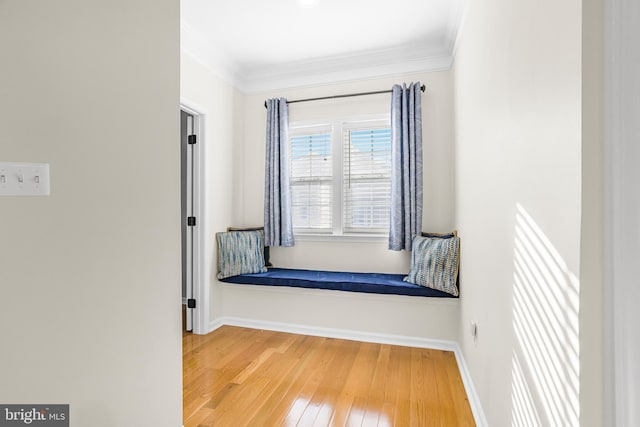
[{"xmin": 183, "ymin": 326, "xmax": 475, "ymax": 427}]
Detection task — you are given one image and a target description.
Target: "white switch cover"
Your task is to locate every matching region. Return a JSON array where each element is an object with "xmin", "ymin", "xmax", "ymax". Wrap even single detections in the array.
[{"xmin": 0, "ymin": 162, "xmax": 50, "ymax": 196}]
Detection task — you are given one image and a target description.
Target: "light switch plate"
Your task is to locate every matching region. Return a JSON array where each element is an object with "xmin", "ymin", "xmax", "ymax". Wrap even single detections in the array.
[{"xmin": 0, "ymin": 162, "xmax": 50, "ymax": 196}]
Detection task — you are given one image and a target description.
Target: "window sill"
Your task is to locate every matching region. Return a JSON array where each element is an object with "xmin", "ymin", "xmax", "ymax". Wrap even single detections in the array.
[{"xmin": 294, "ymin": 233, "xmax": 388, "ymax": 243}]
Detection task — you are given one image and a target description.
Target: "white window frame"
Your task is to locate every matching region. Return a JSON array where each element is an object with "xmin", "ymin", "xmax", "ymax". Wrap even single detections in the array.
[
  {"xmin": 289, "ymin": 123, "xmax": 334, "ymax": 235},
  {"xmin": 289, "ymin": 114, "xmax": 391, "ymax": 242}
]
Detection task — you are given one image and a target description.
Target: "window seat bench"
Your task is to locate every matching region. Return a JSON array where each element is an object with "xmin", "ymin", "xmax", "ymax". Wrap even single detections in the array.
[{"xmin": 219, "ymin": 268, "xmax": 457, "ymax": 298}]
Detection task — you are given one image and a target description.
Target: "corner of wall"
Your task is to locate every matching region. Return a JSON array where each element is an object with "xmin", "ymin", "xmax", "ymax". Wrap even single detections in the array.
[
  {"xmin": 580, "ymin": 0, "xmax": 605, "ymax": 425},
  {"xmin": 232, "ymin": 89, "xmax": 247, "ymax": 224}
]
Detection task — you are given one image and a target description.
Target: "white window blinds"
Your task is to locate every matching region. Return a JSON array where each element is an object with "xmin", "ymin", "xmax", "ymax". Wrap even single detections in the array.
[
  {"xmin": 289, "ymin": 118, "xmax": 391, "ymax": 237},
  {"xmin": 343, "ymin": 126, "xmax": 392, "ymax": 233},
  {"xmin": 290, "ymin": 125, "xmax": 333, "ymax": 233}
]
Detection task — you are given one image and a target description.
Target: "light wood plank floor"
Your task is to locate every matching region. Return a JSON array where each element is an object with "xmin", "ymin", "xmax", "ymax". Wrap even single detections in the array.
[{"xmin": 183, "ymin": 326, "xmax": 475, "ymax": 427}]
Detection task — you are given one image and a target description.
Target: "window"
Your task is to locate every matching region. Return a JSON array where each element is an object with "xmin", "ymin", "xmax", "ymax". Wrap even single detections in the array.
[
  {"xmin": 343, "ymin": 125, "xmax": 392, "ymax": 233},
  {"xmin": 290, "ymin": 117, "xmax": 391, "ymax": 237},
  {"xmin": 290, "ymin": 125, "xmax": 333, "ymax": 233}
]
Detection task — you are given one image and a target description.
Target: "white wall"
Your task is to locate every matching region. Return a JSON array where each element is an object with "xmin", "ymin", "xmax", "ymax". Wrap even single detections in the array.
[
  {"xmin": 604, "ymin": 0, "xmax": 640, "ymax": 424},
  {"xmin": 215, "ymin": 72, "xmax": 460, "ymax": 342},
  {"xmin": 240, "ymin": 72, "xmax": 455, "ymax": 274},
  {"xmin": 0, "ymin": 1, "xmax": 181, "ymax": 426},
  {"xmin": 219, "ymin": 284, "xmax": 461, "ymax": 342},
  {"xmin": 453, "ymin": 0, "xmax": 586, "ymax": 425},
  {"xmin": 180, "ymin": 52, "xmax": 245, "ymax": 327}
]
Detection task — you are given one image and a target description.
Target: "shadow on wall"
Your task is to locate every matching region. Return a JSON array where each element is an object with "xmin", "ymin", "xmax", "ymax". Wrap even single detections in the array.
[{"xmin": 511, "ymin": 204, "xmax": 580, "ymax": 427}]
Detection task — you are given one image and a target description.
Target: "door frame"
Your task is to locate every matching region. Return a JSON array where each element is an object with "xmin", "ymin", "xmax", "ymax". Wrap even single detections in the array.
[{"xmin": 180, "ymin": 99, "xmax": 208, "ymax": 335}]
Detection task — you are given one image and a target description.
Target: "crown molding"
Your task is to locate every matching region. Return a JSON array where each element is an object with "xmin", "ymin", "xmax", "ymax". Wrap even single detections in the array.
[
  {"xmin": 237, "ymin": 48, "xmax": 454, "ymax": 93},
  {"xmin": 449, "ymin": 0, "xmax": 472, "ymax": 59},
  {"xmin": 180, "ymin": 22, "xmax": 240, "ymax": 88},
  {"xmin": 444, "ymin": 0, "xmax": 470, "ymax": 55},
  {"xmin": 181, "ymin": 0, "xmax": 468, "ymax": 93}
]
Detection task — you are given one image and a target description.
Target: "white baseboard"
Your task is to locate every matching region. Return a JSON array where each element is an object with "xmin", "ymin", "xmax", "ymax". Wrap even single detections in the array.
[
  {"xmin": 212, "ymin": 316, "xmax": 456, "ymax": 351},
  {"xmin": 209, "ymin": 316, "xmax": 487, "ymax": 426},
  {"xmin": 208, "ymin": 317, "xmax": 225, "ymax": 332},
  {"xmin": 451, "ymin": 341, "xmax": 489, "ymax": 427}
]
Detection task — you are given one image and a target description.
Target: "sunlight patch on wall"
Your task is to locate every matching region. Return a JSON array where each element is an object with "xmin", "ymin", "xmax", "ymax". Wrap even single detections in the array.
[
  {"xmin": 511, "ymin": 351, "xmax": 542, "ymax": 426},
  {"xmin": 512, "ymin": 204, "xmax": 580, "ymax": 427}
]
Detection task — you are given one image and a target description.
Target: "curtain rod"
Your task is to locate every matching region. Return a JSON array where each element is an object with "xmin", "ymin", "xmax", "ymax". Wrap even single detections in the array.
[{"xmin": 263, "ymin": 84, "xmax": 426, "ymax": 108}]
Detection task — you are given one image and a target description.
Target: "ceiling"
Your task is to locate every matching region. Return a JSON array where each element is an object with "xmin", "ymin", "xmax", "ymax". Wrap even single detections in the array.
[{"xmin": 181, "ymin": 0, "xmax": 468, "ymax": 93}]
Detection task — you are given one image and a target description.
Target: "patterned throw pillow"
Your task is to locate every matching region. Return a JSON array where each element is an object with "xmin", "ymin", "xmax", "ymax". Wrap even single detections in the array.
[
  {"xmin": 226, "ymin": 226, "xmax": 272, "ymax": 267},
  {"xmin": 404, "ymin": 235, "xmax": 460, "ymax": 296},
  {"xmin": 216, "ymin": 230, "xmax": 268, "ymax": 280}
]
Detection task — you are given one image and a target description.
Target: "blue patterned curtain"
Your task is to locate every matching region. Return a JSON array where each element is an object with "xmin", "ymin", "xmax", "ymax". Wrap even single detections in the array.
[
  {"xmin": 264, "ymin": 98, "xmax": 295, "ymax": 247},
  {"xmin": 389, "ymin": 83, "xmax": 423, "ymax": 251}
]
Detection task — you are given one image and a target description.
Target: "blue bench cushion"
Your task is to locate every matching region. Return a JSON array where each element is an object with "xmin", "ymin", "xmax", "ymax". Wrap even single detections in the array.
[{"xmin": 219, "ymin": 268, "xmax": 457, "ymax": 298}]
